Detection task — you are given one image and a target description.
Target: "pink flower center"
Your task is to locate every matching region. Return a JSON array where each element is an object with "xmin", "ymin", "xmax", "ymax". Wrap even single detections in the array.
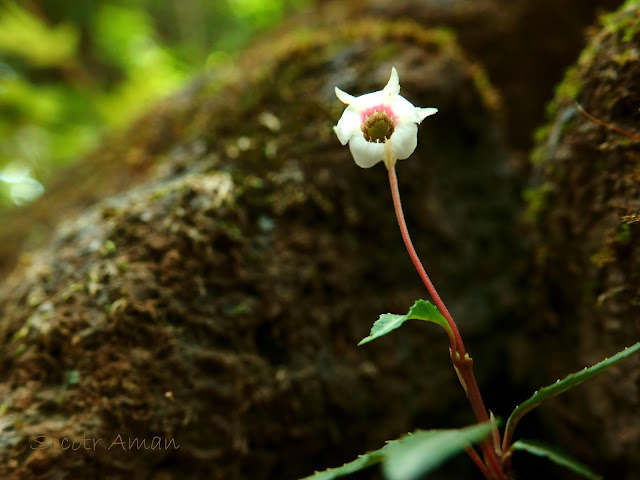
[
  {"xmin": 361, "ymin": 105, "xmax": 396, "ymax": 144},
  {"xmin": 361, "ymin": 105, "xmax": 397, "ymax": 124}
]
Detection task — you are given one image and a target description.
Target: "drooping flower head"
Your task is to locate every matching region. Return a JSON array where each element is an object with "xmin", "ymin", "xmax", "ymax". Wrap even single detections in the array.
[{"xmin": 333, "ymin": 67, "xmax": 437, "ymax": 169}]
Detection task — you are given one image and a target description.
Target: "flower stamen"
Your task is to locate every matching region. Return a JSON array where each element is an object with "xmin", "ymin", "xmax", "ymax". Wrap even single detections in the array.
[{"xmin": 362, "ymin": 111, "xmax": 395, "ymax": 143}]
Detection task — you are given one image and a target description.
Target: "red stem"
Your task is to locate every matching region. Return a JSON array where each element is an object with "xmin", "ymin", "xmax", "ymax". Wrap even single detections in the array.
[
  {"xmin": 387, "ymin": 164, "xmax": 466, "ymax": 355},
  {"xmin": 387, "ymin": 163, "xmax": 505, "ymax": 480},
  {"xmin": 465, "ymin": 446, "xmax": 491, "ymax": 479}
]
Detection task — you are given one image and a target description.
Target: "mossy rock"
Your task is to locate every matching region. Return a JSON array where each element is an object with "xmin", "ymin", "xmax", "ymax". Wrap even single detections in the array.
[
  {"xmin": 527, "ymin": 1, "xmax": 640, "ymax": 476},
  {"xmin": 0, "ymin": 0, "xmax": 622, "ymax": 280},
  {"xmin": 0, "ymin": 19, "xmax": 518, "ymax": 480},
  {"xmin": 312, "ymin": 0, "xmax": 622, "ymax": 149}
]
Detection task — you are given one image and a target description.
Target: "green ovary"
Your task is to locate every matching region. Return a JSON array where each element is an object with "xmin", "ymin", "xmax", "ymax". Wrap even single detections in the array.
[{"xmin": 368, "ymin": 119, "xmax": 391, "ymax": 142}]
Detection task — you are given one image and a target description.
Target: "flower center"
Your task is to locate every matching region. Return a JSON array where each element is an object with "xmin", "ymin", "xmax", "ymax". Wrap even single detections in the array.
[{"xmin": 361, "ymin": 111, "xmax": 395, "ymax": 143}]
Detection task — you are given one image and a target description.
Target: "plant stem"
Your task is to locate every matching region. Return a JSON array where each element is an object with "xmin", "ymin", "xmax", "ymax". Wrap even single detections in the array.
[
  {"xmin": 387, "ymin": 164, "xmax": 481, "ymax": 406},
  {"xmin": 465, "ymin": 446, "xmax": 491, "ymax": 478},
  {"xmin": 387, "ymin": 163, "xmax": 505, "ymax": 480},
  {"xmin": 386, "ymin": 164, "xmax": 465, "ymax": 356}
]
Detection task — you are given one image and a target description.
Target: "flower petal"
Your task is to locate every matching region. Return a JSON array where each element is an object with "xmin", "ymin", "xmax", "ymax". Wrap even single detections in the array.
[
  {"xmin": 351, "ymin": 91, "xmax": 387, "ymax": 112},
  {"xmin": 386, "ymin": 94, "xmax": 421, "ymax": 124},
  {"xmin": 389, "ymin": 123, "xmax": 418, "ymax": 160},
  {"xmin": 333, "ymin": 67, "xmax": 438, "ymax": 166},
  {"xmin": 383, "ymin": 67, "xmax": 400, "ymax": 95},
  {"xmin": 348, "ymin": 135, "xmax": 385, "ymax": 168},
  {"xmin": 335, "ymin": 86, "xmax": 356, "ymax": 105},
  {"xmin": 415, "ymin": 107, "xmax": 438, "ymax": 123},
  {"xmin": 334, "ymin": 106, "xmax": 361, "ymax": 145}
]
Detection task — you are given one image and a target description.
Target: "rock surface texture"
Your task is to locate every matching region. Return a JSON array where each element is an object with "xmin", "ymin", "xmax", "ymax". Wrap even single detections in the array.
[
  {"xmin": 0, "ymin": 20, "xmax": 512, "ymax": 480},
  {"xmin": 527, "ymin": 1, "xmax": 640, "ymax": 477}
]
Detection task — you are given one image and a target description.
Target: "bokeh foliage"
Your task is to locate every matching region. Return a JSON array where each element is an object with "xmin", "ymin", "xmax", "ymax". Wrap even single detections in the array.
[{"xmin": 0, "ymin": 0, "xmax": 309, "ymax": 206}]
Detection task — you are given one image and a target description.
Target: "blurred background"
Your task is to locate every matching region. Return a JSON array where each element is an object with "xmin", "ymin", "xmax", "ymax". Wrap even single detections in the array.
[{"xmin": 0, "ymin": 0, "xmax": 310, "ymax": 207}]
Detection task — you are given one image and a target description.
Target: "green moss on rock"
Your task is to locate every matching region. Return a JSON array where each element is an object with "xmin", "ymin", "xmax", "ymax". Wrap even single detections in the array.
[{"xmin": 527, "ymin": 2, "xmax": 640, "ymax": 475}]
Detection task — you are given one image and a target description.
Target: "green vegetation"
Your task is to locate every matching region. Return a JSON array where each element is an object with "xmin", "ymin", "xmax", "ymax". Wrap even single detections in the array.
[{"xmin": 0, "ymin": 0, "xmax": 310, "ymax": 206}]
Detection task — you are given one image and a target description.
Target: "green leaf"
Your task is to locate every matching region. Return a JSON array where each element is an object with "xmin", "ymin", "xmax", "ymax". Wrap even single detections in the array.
[
  {"xmin": 300, "ymin": 439, "xmax": 397, "ymax": 480},
  {"xmin": 383, "ymin": 423, "xmax": 494, "ymax": 480},
  {"xmin": 300, "ymin": 448, "xmax": 387, "ymax": 480},
  {"xmin": 358, "ymin": 300, "xmax": 452, "ymax": 346},
  {"xmin": 301, "ymin": 423, "xmax": 493, "ymax": 480},
  {"xmin": 511, "ymin": 439, "xmax": 602, "ymax": 480},
  {"xmin": 504, "ymin": 342, "xmax": 640, "ymax": 448}
]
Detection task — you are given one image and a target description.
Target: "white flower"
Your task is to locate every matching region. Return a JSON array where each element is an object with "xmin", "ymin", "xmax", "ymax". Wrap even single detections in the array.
[{"xmin": 333, "ymin": 67, "xmax": 437, "ymax": 168}]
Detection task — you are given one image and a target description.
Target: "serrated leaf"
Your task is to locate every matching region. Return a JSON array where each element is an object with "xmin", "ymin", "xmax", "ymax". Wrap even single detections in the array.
[
  {"xmin": 300, "ymin": 439, "xmax": 397, "ymax": 480},
  {"xmin": 504, "ymin": 341, "xmax": 640, "ymax": 448},
  {"xmin": 383, "ymin": 423, "xmax": 494, "ymax": 480},
  {"xmin": 511, "ymin": 439, "xmax": 602, "ymax": 480},
  {"xmin": 300, "ymin": 451, "xmax": 384, "ymax": 480},
  {"xmin": 301, "ymin": 423, "xmax": 492, "ymax": 480},
  {"xmin": 358, "ymin": 300, "xmax": 452, "ymax": 346}
]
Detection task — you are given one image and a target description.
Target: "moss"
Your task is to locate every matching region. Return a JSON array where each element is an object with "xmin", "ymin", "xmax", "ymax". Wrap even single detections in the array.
[
  {"xmin": 10, "ymin": 325, "xmax": 29, "ymax": 342},
  {"xmin": 555, "ymin": 66, "xmax": 583, "ymax": 104},
  {"xmin": 602, "ymin": 0, "xmax": 640, "ymax": 42},
  {"xmin": 530, "ymin": 124, "xmax": 553, "ymax": 165},
  {"xmin": 151, "ymin": 186, "xmax": 172, "ymax": 200},
  {"xmin": 527, "ymin": 1, "xmax": 640, "ymax": 468},
  {"xmin": 523, "ymin": 182, "xmax": 553, "ymax": 224},
  {"xmin": 60, "ymin": 282, "xmax": 84, "ymax": 300},
  {"xmin": 547, "ymin": 66, "xmax": 582, "ymax": 118},
  {"xmin": 544, "ymin": 4, "xmax": 640, "ymax": 121},
  {"xmin": 99, "ymin": 239, "xmax": 117, "ymax": 257},
  {"xmin": 618, "ymin": 223, "xmax": 632, "ymax": 242},
  {"xmin": 613, "ymin": 46, "xmax": 640, "ymax": 64},
  {"xmin": 469, "ymin": 63, "xmax": 502, "ymax": 114}
]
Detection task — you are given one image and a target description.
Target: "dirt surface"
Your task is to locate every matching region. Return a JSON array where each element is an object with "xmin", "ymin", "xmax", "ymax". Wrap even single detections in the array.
[
  {"xmin": 0, "ymin": 20, "xmax": 517, "ymax": 480},
  {"xmin": 526, "ymin": 1, "xmax": 640, "ymax": 477}
]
